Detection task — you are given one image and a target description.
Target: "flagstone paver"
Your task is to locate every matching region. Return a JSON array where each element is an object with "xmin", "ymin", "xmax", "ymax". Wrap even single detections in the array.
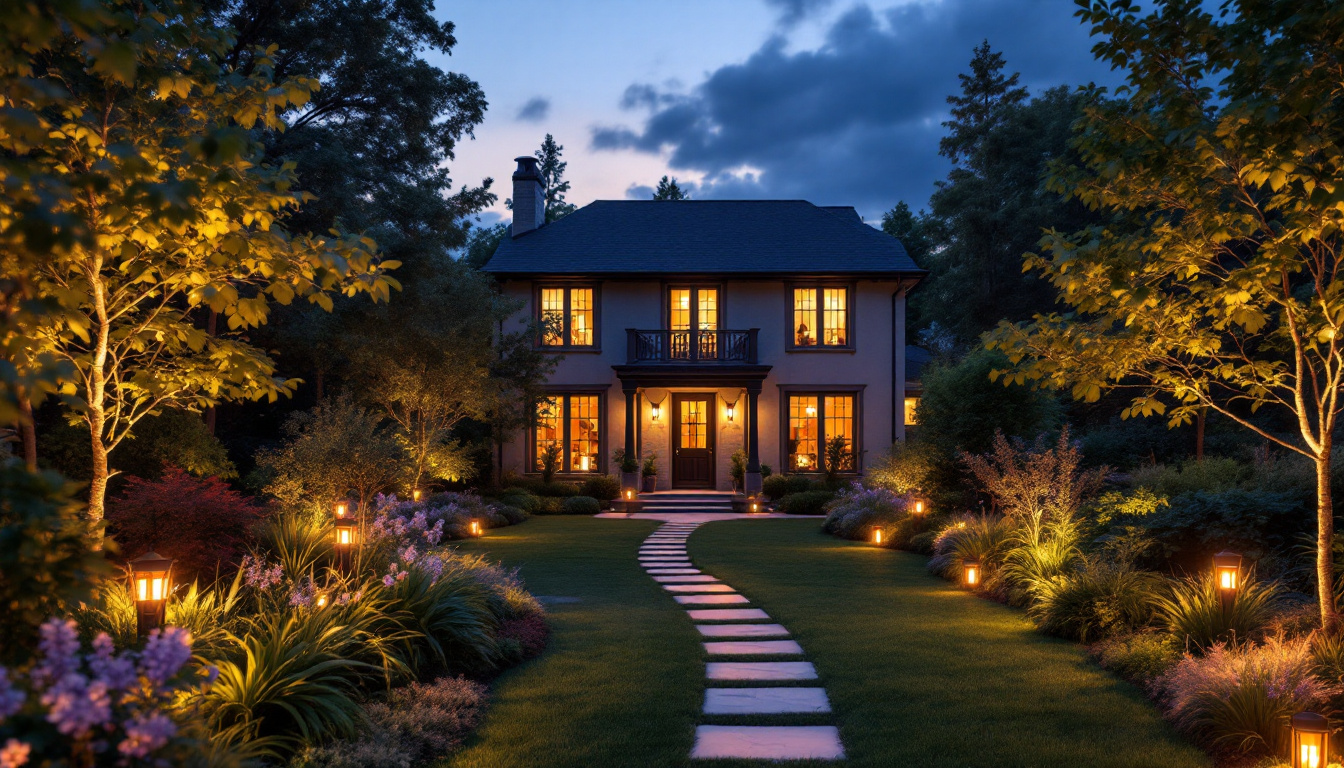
[{"xmin": 636, "ymin": 520, "xmax": 843, "ymax": 762}]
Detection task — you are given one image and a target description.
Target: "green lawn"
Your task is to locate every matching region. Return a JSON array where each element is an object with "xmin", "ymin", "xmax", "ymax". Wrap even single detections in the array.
[{"xmin": 446, "ymin": 516, "xmax": 1210, "ymax": 768}]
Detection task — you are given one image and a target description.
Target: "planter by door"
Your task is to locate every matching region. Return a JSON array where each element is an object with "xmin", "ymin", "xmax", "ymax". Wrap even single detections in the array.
[
  {"xmin": 672, "ymin": 393, "xmax": 715, "ymax": 489},
  {"xmin": 642, "ymin": 475, "xmax": 657, "ymax": 492}
]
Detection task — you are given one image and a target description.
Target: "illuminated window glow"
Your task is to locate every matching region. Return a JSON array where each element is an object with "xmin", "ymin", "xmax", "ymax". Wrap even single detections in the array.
[
  {"xmin": 538, "ymin": 287, "xmax": 597, "ymax": 347},
  {"xmin": 792, "ymin": 285, "xmax": 850, "ymax": 347},
  {"xmin": 787, "ymin": 394, "xmax": 856, "ymax": 472},
  {"xmin": 533, "ymin": 394, "xmax": 602, "ymax": 474},
  {"xmin": 904, "ymin": 396, "xmax": 920, "ymax": 426}
]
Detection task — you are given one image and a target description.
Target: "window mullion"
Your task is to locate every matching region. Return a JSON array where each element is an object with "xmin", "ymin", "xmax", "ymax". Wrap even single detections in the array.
[{"xmin": 561, "ymin": 395, "xmax": 570, "ymax": 471}]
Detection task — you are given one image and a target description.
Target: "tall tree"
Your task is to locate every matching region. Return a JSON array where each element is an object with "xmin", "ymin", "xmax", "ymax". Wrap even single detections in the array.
[
  {"xmin": 652, "ymin": 176, "xmax": 689, "ymax": 200},
  {"xmin": 905, "ymin": 43, "xmax": 1092, "ymax": 343},
  {"xmin": 536, "ymin": 134, "xmax": 577, "ymax": 221},
  {"xmin": 16, "ymin": 0, "xmax": 397, "ymax": 524},
  {"xmin": 988, "ymin": 0, "xmax": 1344, "ymax": 628}
]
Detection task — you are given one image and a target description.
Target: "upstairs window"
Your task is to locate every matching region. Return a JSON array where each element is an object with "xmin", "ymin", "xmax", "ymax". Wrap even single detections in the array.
[
  {"xmin": 538, "ymin": 286, "xmax": 597, "ymax": 348},
  {"xmin": 791, "ymin": 285, "xmax": 850, "ymax": 348}
]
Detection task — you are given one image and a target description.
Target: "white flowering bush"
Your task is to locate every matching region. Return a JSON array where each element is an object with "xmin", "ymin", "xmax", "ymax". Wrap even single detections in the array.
[{"xmin": 0, "ymin": 619, "xmax": 213, "ymax": 767}]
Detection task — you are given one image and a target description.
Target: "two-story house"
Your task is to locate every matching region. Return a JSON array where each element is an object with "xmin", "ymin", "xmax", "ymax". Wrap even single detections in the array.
[{"xmin": 483, "ymin": 156, "xmax": 924, "ymax": 494}]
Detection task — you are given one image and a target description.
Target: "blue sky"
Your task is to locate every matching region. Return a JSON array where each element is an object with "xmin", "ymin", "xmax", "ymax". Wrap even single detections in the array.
[{"xmin": 432, "ymin": 0, "xmax": 1121, "ymax": 225}]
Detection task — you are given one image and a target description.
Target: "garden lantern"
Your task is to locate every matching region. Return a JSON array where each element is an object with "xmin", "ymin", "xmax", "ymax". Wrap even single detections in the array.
[
  {"xmin": 470, "ymin": 519, "xmax": 482, "ymax": 536},
  {"xmin": 912, "ymin": 498, "xmax": 926, "ymax": 516},
  {"xmin": 130, "ymin": 551, "xmax": 174, "ymax": 637},
  {"xmin": 749, "ymin": 498, "xmax": 761, "ymax": 514},
  {"xmin": 625, "ymin": 488, "xmax": 636, "ymax": 501},
  {"xmin": 1214, "ymin": 550, "xmax": 1242, "ymax": 591},
  {"xmin": 963, "ymin": 558, "xmax": 981, "ymax": 587},
  {"xmin": 412, "ymin": 489, "xmax": 422, "ymax": 502},
  {"xmin": 872, "ymin": 527, "xmax": 884, "ymax": 545},
  {"xmin": 334, "ymin": 500, "xmax": 349, "ymax": 518},
  {"xmin": 315, "ymin": 592, "xmax": 330, "ymax": 609},
  {"xmin": 1292, "ymin": 712, "xmax": 1329, "ymax": 768}
]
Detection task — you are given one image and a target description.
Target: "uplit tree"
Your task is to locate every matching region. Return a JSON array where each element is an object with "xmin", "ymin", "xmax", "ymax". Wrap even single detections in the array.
[
  {"xmin": 988, "ymin": 0, "xmax": 1344, "ymax": 627},
  {"xmin": 13, "ymin": 1, "xmax": 399, "ymax": 524}
]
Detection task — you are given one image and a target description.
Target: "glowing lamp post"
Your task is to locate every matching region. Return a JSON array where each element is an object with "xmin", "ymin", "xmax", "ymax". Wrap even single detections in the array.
[
  {"xmin": 1213, "ymin": 550, "xmax": 1242, "ymax": 612},
  {"xmin": 412, "ymin": 489, "xmax": 422, "ymax": 502},
  {"xmin": 470, "ymin": 519, "xmax": 482, "ymax": 536},
  {"xmin": 130, "ymin": 551, "xmax": 174, "ymax": 637},
  {"xmin": 1292, "ymin": 712, "xmax": 1329, "ymax": 768},
  {"xmin": 912, "ymin": 498, "xmax": 926, "ymax": 516},
  {"xmin": 871, "ymin": 527, "xmax": 884, "ymax": 545},
  {"xmin": 963, "ymin": 558, "xmax": 981, "ymax": 588},
  {"xmin": 749, "ymin": 498, "xmax": 761, "ymax": 514},
  {"xmin": 333, "ymin": 503, "xmax": 359, "ymax": 571},
  {"xmin": 315, "ymin": 592, "xmax": 330, "ymax": 609}
]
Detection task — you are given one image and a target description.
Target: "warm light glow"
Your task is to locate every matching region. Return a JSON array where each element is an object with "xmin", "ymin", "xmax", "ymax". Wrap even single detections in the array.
[
  {"xmin": 412, "ymin": 489, "xmax": 422, "ymax": 502},
  {"xmin": 580, "ymin": 455, "xmax": 591, "ymax": 471},
  {"xmin": 797, "ymin": 454, "xmax": 812, "ymax": 468},
  {"xmin": 334, "ymin": 502, "xmax": 348, "ymax": 518},
  {"xmin": 725, "ymin": 401, "xmax": 736, "ymax": 422},
  {"xmin": 336, "ymin": 527, "xmax": 352, "ymax": 545},
  {"xmin": 872, "ymin": 529, "xmax": 883, "ymax": 545},
  {"xmin": 913, "ymin": 499, "xmax": 925, "ymax": 515},
  {"xmin": 1219, "ymin": 569, "xmax": 1237, "ymax": 590},
  {"xmin": 1292, "ymin": 714, "xmax": 1329, "ymax": 768},
  {"xmin": 135, "ymin": 576, "xmax": 166, "ymax": 602},
  {"xmin": 964, "ymin": 562, "xmax": 980, "ymax": 587},
  {"xmin": 1302, "ymin": 744, "xmax": 1320, "ymax": 768},
  {"xmin": 750, "ymin": 501, "xmax": 759, "ymax": 513},
  {"xmin": 470, "ymin": 519, "xmax": 482, "ymax": 536},
  {"xmin": 805, "ymin": 405, "xmax": 817, "ymax": 417},
  {"xmin": 625, "ymin": 489, "xmax": 634, "ymax": 500},
  {"xmin": 651, "ymin": 402, "xmax": 661, "ymax": 421},
  {"xmin": 316, "ymin": 593, "xmax": 329, "ymax": 608}
]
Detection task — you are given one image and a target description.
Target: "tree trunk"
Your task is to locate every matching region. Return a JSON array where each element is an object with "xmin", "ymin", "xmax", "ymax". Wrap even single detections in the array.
[
  {"xmin": 1318, "ymin": 446, "xmax": 1339, "ymax": 630},
  {"xmin": 18, "ymin": 395, "xmax": 36, "ymax": 471},
  {"xmin": 88, "ymin": 410, "xmax": 109, "ymax": 525},
  {"xmin": 1195, "ymin": 409, "xmax": 1206, "ymax": 461},
  {"xmin": 315, "ymin": 369, "xmax": 325, "ymax": 401}
]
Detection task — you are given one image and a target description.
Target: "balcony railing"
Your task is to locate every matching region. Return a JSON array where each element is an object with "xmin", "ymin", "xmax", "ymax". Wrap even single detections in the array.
[{"xmin": 626, "ymin": 328, "xmax": 759, "ymax": 365}]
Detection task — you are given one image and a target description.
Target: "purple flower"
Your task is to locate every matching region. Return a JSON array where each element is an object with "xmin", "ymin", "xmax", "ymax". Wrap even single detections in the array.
[
  {"xmin": 87, "ymin": 634, "xmax": 137, "ymax": 693},
  {"xmin": 240, "ymin": 555, "xmax": 283, "ymax": 590},
  {"xmin": 0, "ymin": 668, "xmax": 25, "ymax": 721},
  {"xmin": 287, "ymin": 579, "xmax": 316, "ymax": 608},
  {"xmin": 41, "ymin": 674, "xmax": 111, "ymax": 737},
  {"xmin": 0, "ymin": 739, "xmax": 30, "ymax": 768},
  {"xmin": 139, "ymin": 628, "xmax": 193, "ymax": 688},
  {"xmin": 382, "ymin": 574, "xmax": 396, "ymax": 588},
  {"xmin": 400, "ymin": 545, "xmax": 418, "ymax": 563},
  {"xmin": 118, "ymin": 712, "xmax": 177, "ymax": 758},
  {"xmin": 31, "ymin": 619, "xmax": 80, "ymax": 688}
]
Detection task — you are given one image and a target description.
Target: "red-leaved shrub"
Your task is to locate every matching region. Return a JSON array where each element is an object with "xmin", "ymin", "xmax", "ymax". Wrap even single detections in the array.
[{"xmin": 108, "ymin": 465, "xmax": 263, "ymax": 581}]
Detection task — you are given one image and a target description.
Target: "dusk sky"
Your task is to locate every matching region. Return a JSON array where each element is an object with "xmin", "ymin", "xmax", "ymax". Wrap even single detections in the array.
[{"xmin": 434, "ymin": 0, "xmax": 1124, "ymax": 226}]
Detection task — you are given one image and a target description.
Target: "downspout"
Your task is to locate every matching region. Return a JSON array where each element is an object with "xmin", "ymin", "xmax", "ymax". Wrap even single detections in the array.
[{"xmin": 892, "ymin": 287, "xmax": 898, "ymax": 445}]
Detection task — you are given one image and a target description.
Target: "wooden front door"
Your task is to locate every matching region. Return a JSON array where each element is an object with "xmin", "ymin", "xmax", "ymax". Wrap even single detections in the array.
[{"xmin": 672, "ymin": 393, "xmax": 715, "ymax": 488}]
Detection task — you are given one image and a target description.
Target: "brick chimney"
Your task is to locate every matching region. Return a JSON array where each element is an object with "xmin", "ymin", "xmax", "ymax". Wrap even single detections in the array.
[{"xmin": 511, "ymin": 156, "xmax": 545, "ymax": 237}]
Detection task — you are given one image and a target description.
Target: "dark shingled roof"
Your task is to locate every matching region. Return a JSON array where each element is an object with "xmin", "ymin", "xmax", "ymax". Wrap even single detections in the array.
[{"xmin": 483, "ymin": 200, "xmax": 923, "ymax": 276}]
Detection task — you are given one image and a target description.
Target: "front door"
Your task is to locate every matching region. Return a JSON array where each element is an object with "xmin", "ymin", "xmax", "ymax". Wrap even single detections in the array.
[{"xmin": 672, "ymin": 393, "xmax": 716, "ymax": 488}]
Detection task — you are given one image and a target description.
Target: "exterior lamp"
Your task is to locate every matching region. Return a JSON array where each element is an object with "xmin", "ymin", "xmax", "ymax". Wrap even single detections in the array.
[
  {"xmin": 470, "ymin": 519, "xmax": 482, "ymax": 536},
  {"xmin": 130, "ymin": 551, "xmax": 174, "ymax": 637},
  {"xmin": 725, "ymin": 399, "xmax": 737, "ymax": 423},
  {"xmin": 1213, "ymin": 550, "xmax": 1242, "ymax": 611},
  {"xmin": 963, "ymin": 558, "xmax": 981, "ymax": 588},
  {"xmin": 1292, "ymin": 712, "xmax": 1329, "ymax": 768},
  {"xmin": 912, "ymin": 498, "xmax": 926, "ymax": 516},
  {"xmin": 334, "ymin": 501, "xmax": 349, "ymax": 518},
  {"xmin": 650, "ymin": 402, "xmax": 661, "ymax": 422},
  {"xmin": 315, "ymin": 592, "xmax": 330, "ymax": 609},
  {"xmin": 412, "ymin": 489, "xmax": 422, "ymax": 502},
  {"xmin": 749, "ymin": 497, "xmax": 762, "ymax": 514},
  {"xmin": 333, "ymin": 503, "xmax": 359, "ymax": 570},
  {"xmin": 872, "ymin": 527, "xmax": 884, "ymax": 545},
  {"xmin": 625, "ymin": 488, "xmax": 636, "ymax": 501}
]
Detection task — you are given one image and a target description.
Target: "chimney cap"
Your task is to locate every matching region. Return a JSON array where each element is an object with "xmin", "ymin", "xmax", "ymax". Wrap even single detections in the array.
[{"xmin": 513, "ymin": 156, "xmax": 541, "ymax": 180}]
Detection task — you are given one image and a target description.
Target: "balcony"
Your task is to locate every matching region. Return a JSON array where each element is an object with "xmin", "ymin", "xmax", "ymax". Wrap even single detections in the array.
[{"xmin": 625, "ymin": 328, "xmax": 759, "ymax": 365}]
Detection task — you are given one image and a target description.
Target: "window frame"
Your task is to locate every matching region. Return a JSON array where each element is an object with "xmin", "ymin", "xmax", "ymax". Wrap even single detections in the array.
[
  {"xmin": 529, "ymin": 389, "xmax": 607, "ymax": 476},
  {"xmin": 777, "ymin": 385, "xmax": 864, "ymax": 475},
  {"xmin": 785, "ymin": 281, "xmax": 855, "ymax": 351},
  {"xmin": 662, "ymin": 282, "xmax": 727, "ymax": 331},
  {"xmin": 534, "ymin": 283, "xmax": 601, "ymax": 351}
]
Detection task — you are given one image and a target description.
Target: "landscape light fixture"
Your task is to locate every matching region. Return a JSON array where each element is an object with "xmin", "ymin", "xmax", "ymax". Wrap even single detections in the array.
[
  {"xmin": 315, "ymin": 592, "xmax": 330, "ymax": 609},
  {"xmin": 130, "ymin": 551, "xmax": 174, "ymax": 637},
  {"xmin": 749, "ymin": 497, "xmax": 762, "ymax": 514},
  {"xmin": 412, "ymin": 489, "xmax": 422, "ymax": 502},
  {"xmin": 1214, "ymin": 550, "xmax": 1242, "ymax": 611},
  {"xmin": 963, "ymin": 558, "xmax": 981, "ymax": 588},
  {"xmin": 625, "ymin": 488, "xmax": 636, "ymax": 501},
  {"xmin": 1291, "ymin": 712, "xmax": 1329, "ymax": 768},
  {"xmin": 912, "ymin": 498, "xmax": 926, "ymax": 516},
  {"xmin": 470, "ymin": 519, "xmax": 482, "ymax": 536},
  {"xmin": 872, "ymin": 527, "xmax": 884, "ymax": 545}
]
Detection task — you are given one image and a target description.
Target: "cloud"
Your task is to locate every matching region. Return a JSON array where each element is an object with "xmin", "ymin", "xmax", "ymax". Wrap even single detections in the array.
[
  {"xmin": 591, "ymin": 1, "xmax": 1120, "ymax": 220},
  {"xmin": 516, "ymin": 97, "xmax": 551, "ymax": 122},
  {"xmin": 765, "ymin": 0, "xmax": 834, "ymax": 27},
  {"xmin": 625, "ymin": 183, "xmax": 656, "ymax": 199}
]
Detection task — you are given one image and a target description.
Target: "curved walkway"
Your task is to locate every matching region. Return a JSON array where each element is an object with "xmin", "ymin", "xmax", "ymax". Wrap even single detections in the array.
[{"xmin": 639, "ymin": 520, "xmax": 845, "ymax": 761}]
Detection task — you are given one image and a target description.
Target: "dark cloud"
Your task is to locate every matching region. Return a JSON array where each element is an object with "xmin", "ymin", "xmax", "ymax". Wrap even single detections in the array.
[
  {"xmin": 625, "ymin": 183, "xmax": 656, "ymax": 199},
  {"xmin": 765, "ymin": 0, "xmax": 834, "ymax": 27},
  {"xmin": 591, "ymin": 1, "xmax": 1121, "ymax": 221},
  {"xmin": 516, "ymin": 96, "xmax": 551, "ymax": 122}
]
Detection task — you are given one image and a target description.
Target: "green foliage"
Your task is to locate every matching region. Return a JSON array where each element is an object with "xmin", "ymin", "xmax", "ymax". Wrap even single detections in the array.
[
  {"xmin": 40, "ymin": 408, "xmax": 237, "ymax": 483},
  {"xmin": 776, "ymin": 490, "xmax": 835, "ymax": 515},
  {"xmin": 1129, "ymin": 489, "xmax": 1305, "ymax": 563},
  {"xmin": 1155, "ymin": 574, "xmax": 1280, "ymax": 652},
  {"xmin": 997, "ymin": 513, "xmax": 1084, "ymax": 606},
  {"xmin": 916, "ymin": 348, "xmax": 1061, "ymax": 458},
  {"xmin": 1092, "ymin": 632, "xmax": 1181, "ymax": 686},
  {"xmin": 1131, "ymin": 458, "xmax": 1248, "ymax": 498},
  {"xmin": 761, "ymin": 474, "xmax": 817, "ymax": 500},
  {"xmin": 257, "ymin": 513, "xmax": 333, "ymax": 580},
  {"xmin": 866, "ymin": 441, "xmax": 939, "ymax": 494},
  {"xmin": 560, "ymin": 496, "xmax": 602, "ymax": 516},
  {"xmin": 384, "ymin": 562, "xmax": 498, "ymax": 676},
  {"xmin": 495, "ymin": 488, "xmax": 541, "ymax": 514},
  {"xmin": 822, "ymin": 486, "xmax": 909, "ymax": 540},
  {"xmin": 823, "ymin": 435, "xmax": 853, "ymax": 483},
  {"xmin": 539, "ymin": 444, "xmax": 563, "ymax": 484},
  {"xmin": 612, "ymin": 448, "xmax": 639, "ymax": 475},
  {"xmin": 0, "ymin": 461, "xmax": 111, "ymax": 664},
  {"xmin": 70, "ymin": 573, "xmax": 137, "ymax": 649},
  {"xmin": 928, "ymin": 514, "xmax": 1014, "ymax": 581},
  {"xmin": 1090, "ymin": 488, "xmax": 1169, "ymax": 528},
  {"xmin": 1028, "ymin": 560, "xmax": 1163, "ymax": 642},
  {"xmin": 641, "ymin": 451, "xmax": 659, "ymax": 478},
  {"xmin": 579, "ymin": 475, "xmax": 621, "ymax": 502},
  {"xmin": 652, "ymin": 176, "xmax": 689, "ymax": 200}
]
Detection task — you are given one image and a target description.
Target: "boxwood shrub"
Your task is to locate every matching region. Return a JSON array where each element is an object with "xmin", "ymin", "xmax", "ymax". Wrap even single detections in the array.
[
  {"xmin": 561, "ymin": 496, "xmax": 602, "ymax": 515},
  {"xmin": 776, "ymin": 490, "xmax": 834, "ymax": 515},
  {"xmin": 579, "ymin": 475, "xmax": 621, "ymax": 502}
]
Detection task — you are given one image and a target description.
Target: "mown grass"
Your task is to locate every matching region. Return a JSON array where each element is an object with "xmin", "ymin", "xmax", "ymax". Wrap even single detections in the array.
[{"xmin": 445, "ymin": 516, "xmax": 1210, "ymax": 768}]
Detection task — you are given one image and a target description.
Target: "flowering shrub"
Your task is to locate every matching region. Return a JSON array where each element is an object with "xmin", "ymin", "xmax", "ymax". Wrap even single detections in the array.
[
  {"xmin": 927, "ymin": 513, "xmax": 1014, "ymax": 581},
  {"xmin": 822, "ymin": 483, "xmax": 909, "ymax": 541},
  {"xmin": 1156, "ymin": 636, "xmax": 1337, "ymax": 756},
  {"xmin": 0, "ymin": 619, "xmax": 212, "ymax": 766}
]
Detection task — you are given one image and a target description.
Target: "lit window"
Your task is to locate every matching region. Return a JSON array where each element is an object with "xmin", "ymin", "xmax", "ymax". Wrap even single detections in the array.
[
  {"xmin": 669, "ymin": 287, "xmax": 719, "ymax": 359},
  {"xmin": 534, "ymin": 394, "xmax": 602, "ymax": 473},
  {"xmin": 904, "ymin": 396, "xmax": 920, "ymax": 426},
  {"xmin": 537, "ymin": 286, "xmax": 597, "ymax": 348},
  {"xmin": 788, "ymin": 394, "xmax": 857, "ymax": 472},
  {"xmin": 791, "ymin": 285, "xmax": 849, "ymax": 347}
]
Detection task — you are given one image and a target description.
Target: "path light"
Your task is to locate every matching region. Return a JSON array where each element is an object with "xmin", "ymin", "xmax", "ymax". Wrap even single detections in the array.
[
  {"xmin": 912, "ymin": 498, "xmax": 926, "ymax": 516},
  {"xmin": 315, "ymin": 592, "xmax": 330, "ymax": 609},
  {"xmin": 1214, "ymin": 550, "xmax": 1242, "ymax": 611},
  {"xmin": 470, "ymin": 519, "xmax": 482, "ymax": 536},
  {"xmin": 872, "ymin": 527, "xmax": 884, "ymax": 545},
  {"xmin": 749, "ymin": 498, "xmax": 761, "ymax": 514},
  {"xmin": 412, "ymin": 489, "xmax": 422, "ymax": 502},
  {"xmin": 130, "ymin": 551, "xmax": 174, "ymax": 637},
  {"xmin": 333, "ymin": 503, "xmax": 359, "ymax": 572},
  {"xmin": 625, "ymin": 488, "xmax": 636, "ymax": 501},
  {"xmin": 334, "ymin": 501, "xmax": 349, "ymax": 518},
  {"xmin": 963, "ymin": 558, "xmax": 981, "ymax": 588},
  {"xmin": 1291, "ymin": 712, "xmax": 1329, "ymax": 768}
]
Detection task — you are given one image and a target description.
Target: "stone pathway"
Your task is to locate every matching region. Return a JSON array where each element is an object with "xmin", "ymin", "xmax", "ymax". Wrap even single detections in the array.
[{"xmin": 638, "ymin": 521, "xmax": 845, "ymax": 761}]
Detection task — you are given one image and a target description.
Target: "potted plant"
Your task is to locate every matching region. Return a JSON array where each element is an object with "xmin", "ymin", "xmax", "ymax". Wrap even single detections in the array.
[
  {"xmin": 540, "ymin": 443, "xmax": 563, "ymax": 485},
  {"xmin": 641, "ymin": 451, "xmax": 659, "ymax": 492}
]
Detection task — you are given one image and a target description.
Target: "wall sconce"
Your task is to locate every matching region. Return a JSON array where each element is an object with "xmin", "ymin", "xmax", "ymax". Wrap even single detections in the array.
[
  {"xmin": 725, "ymin": 400, "xmax": 736, "ymax": 422},
  {"xmin": 650, "ymin": 401, "xmax": 662, "ymax": 422},
  {"xmin": 871, "ymin": 527, "xmax": 884, "ymax": 545},
  {"xmin": 963, "ymin": 558, "xmax": 981, "ymax": 587},
  {"xmin": 1292, "ymin": 712, "xmax": 1329, "ymax": 768},
  {"xmin": 470, "ymin": 519, "xmax": 482, "ymax": 536},
  {"xmin": 130, "ymin": 551, "xmax": 174, "ymax": 637}
]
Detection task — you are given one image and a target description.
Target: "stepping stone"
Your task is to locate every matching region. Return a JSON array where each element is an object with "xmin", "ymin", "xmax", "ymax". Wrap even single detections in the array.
[
  {"xmin": 648, "ymin": 568, "xmax": 701, "ymax": 575},
  {"xmin": 664, "ymin": 583, "xmax": 736, "ymax": 593},
  {"xmin": 704, "ymin": 640, "xmax": 804, "ymax": 655},
  {"xmin": 653, "ymin": 575, "xmax": 718, "ymax": 583},
  {"xmin": 675, "ymin": 594, "xmax": 749, "ymax": 605},
  {"xmin": 705, "ymin": 661, "xmax": 818, "ymax": 681},
  {"xmin": 696, "ymin": 623, "xmax": 790, "ymax": 638},
  {"xmin": 688, "ymin": 608, "xmax": 769, "ymax": 621},
  {"xmin": 640, "ymin": 549, "xmax": 686, "ymax": 554},
  {"xmin": 703, "ymin": 687, "xmax": 831, "ymax": 715},
  {"xmin": 640, "ymin": 554, "xmax": 687, "ymax": 558},
  {"xmin": 691, "ymin": 725, "xmax": 843, "ymax": 760},
  {"xmin": 642, "ymin": 560, "xmax": 691, "ymax": 565}
]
